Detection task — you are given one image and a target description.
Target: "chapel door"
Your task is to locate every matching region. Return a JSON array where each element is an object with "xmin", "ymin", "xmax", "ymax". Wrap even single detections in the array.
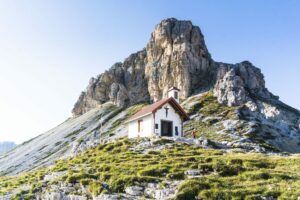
[{"xmin": 161, "ymin": 120, "xmax": 173, "ymax": 137}]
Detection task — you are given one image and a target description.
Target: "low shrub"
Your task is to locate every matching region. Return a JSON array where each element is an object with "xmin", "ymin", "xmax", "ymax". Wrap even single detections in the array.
[
  {"xmin": 175, "ymin": 180, "xmax": 210, "ymax": 200},
  {"xmin": 89, "ymin": 181, "xmax": 103, "ymax": 196},
  {"xmin": 109, "ymin": 175, "xmax": 157, "ymax": 192},
  {"xmin": 166, "ymin": 172, "xmax": 185, "ymax": 180},
  {"xmin": 242, "ymin": 171, "xmax": 271, "ymax": 181},
  {"xmin": 138, "ymin": 166, "xmax": 169, "ymax": 177},
  {"xmin": 198, "ymin": 164, "xmax": 214, "ymax": 173},
  {"xmin": 80, "ymin": 178, "xmax": 91, "ymax": 186},
  {"xmin": 66, "ymin": 173, "xmax": 97, "ymax": 183},
  {"xmin": 212, "ymin": 160, "xmax": 244, "ymax": 176}
]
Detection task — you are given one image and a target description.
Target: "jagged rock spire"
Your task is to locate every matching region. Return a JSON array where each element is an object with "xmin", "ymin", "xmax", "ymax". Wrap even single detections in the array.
[{"xmin": 72, "ymin": 18, "xmax": 274, "ymax": 116}]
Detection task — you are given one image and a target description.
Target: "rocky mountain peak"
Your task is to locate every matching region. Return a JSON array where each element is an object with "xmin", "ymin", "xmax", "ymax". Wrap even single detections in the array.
[
  {"xmin": 145, "ymin": 18, "xmax": 214, "ymax": 102},
  {"xmin": 146, "ymin": 18, "xmax": 211, "ymax": 61},
  {"xmin": 72, "ymin": 18, "xmax": 278, "ymax": 116}
]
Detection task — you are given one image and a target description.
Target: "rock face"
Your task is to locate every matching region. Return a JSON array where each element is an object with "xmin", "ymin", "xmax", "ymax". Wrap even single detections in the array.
[
  {"xmin": 72, "ymin": 54, "xmax": 149, "ymax": 116},
  {"xmin": 213, "ymin": 61, "xmax": 277, "ymax": 106},
  {"xmin": 145, "ymin": 18, "xmax": 215, "ymax": 102},
  {"xmin": 72, "ymin": 18, "xmax": 281, "ymax": 117},
  {"xmin": 73, "ymin": 18, "xmax": 217, "ymax": 116}
]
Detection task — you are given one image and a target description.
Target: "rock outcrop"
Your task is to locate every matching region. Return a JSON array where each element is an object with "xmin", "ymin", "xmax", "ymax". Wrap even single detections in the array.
[
  {"xmin": 72, "ymin": 18, "xmax": 281, "ymax": 117},
  {"xmin": 145, "ymin": 18, "xmax": 215, "ymax": 102},
  {"xmin": 72, "ymin": 53, "xmax": 149, "ymax": 116},
  {"xmin": 213, "ymin": 61, "xmax": 277, "ymax": 106},
  {"xmin": 72, "ymin": 18, "xmax": 217, "ymax": 116}
]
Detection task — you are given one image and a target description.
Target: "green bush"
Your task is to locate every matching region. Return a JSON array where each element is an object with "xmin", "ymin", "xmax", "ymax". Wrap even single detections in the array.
[
  {"xmin": 198, "ymin": 189, "xmax": 232, "ymax": 200},
  {"xmin": 66, "ymin": 175, "xmax": 78, "ymax": 183},
  {"xmin": 99, "ymin": 173, "xmax": 112, "ymax": 181},
  {"xmin": 263, "ymin": 190, "xmax": 281, "ymax": 199},
  {"xmin": 175, "ymin": 180, "xmax": 210, "ymax": 200},
  {"xmin": 147, "ymin": 150, "xmax": 160, "ymax": 155},
  {"xmin": 66, "ymin": 173, "xmax": 97, "ymax": 183},
  {"xmin": 103, "ymin": 144, "xmax": 115, "ymax": 151},
  {"xmin": 229, "ymin": 158, "xmax": 243, "ymax": 165},
  {"xmin": 138, "ymin": 166, "xmax": 169, "ymax": 177},
  {"xmin": 98, "ymin": 164, "xmax": 111, "ymax": 172},
  {"xmin": 243, "ymin": 160, "xmax": 274, "ymax": 169},
  {"xmin": 89, "ymin": 181, "xmax": 103, "ymax": 196},
  {"xmin": 109, "ymin": 175, "xmax": 157, "ymax": 192},
  {"xmin": 198, "ymin": 164, "xmax": 214, "ymax": 173},
  {"xmin": 242, "ymin": 171, "xmax": 271, "ymax": 180},
  {"xmin": 80, "ymin": 178, "xmax": 91, "ymax": 186},
  {"xmin": 212, "ymin": 160, "xmax": 243, "ymax": 176},
  {"xmin": 166, "ymin": 172, "xmax": 185, "ymax": 180}
]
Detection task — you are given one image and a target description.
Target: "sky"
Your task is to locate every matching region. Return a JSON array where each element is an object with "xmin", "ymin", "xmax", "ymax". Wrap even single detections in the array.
[{"xmin": 0, "ymin": 0, "xmax": 299, "ymax": 144}]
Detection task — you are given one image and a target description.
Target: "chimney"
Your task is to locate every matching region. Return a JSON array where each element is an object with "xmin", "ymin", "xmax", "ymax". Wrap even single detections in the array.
[{"xmin": 167, "ymin": 87, "xmax": 180, "ymax": 103}]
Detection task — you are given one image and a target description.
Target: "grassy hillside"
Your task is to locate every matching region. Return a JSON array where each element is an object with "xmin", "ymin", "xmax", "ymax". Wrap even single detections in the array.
[{"xmin": 1, "ymin": 137, "xmax": 300, "ymax": 200}]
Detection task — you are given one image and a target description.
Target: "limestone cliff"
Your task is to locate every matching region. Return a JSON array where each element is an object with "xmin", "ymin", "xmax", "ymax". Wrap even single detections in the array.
[{"xmin": 72, "ymin": 18, "xmax": 279, "ymax": 117}]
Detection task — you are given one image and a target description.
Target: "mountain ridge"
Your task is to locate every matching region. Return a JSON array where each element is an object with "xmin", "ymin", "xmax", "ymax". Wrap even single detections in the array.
[{"xmin": 72, "ymin": 18, "xmax": 282, "ymax": 117}]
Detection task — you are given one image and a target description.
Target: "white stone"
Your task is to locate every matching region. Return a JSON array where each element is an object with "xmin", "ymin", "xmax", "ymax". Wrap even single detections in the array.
[{"xmin": 125, "ymin": 186, "xmax": 144, "ymax": 196}]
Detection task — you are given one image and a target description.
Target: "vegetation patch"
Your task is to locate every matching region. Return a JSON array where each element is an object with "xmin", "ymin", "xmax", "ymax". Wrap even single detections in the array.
[
  {"xmin": 0, "ymin": 138, "xmax": 300, "ymax": 199},
  {"xmin": 183, "ymin": 91, "xmax": 238, "ymax": 141}
]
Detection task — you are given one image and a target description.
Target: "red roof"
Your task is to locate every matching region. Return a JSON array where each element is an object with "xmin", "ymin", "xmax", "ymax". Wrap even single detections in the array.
[{"xmin": 126, "ymin": 97, "xmax": 189, "ymax": 122}]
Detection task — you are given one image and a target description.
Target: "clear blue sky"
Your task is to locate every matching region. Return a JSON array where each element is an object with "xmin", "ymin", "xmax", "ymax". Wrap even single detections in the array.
[{"xmin": 0, "ymin": 0, "xmax": 299, "ymax": 143}]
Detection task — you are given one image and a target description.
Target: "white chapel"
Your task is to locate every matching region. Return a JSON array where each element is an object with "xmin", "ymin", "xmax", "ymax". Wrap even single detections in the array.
[{"xmin": 126, "ymin": 87, "xmax": 189, "ymax": 138}]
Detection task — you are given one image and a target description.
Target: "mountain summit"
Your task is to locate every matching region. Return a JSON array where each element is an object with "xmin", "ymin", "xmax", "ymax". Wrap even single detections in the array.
[{"xmin": 72, "ymin": 18, "xmax": 279, "ymax": 116}]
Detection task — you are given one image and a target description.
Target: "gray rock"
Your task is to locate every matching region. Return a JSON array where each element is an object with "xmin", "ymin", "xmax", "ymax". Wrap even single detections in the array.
[
  {"xmin": 94, "ymin": 194, "xmax": 123, "ymax": 200},
  {"xmin": 125, "ymin": 186, "xmax": 144, "ymax": 196},
  {"xmin": 43, "ymin": 171, "xmax": 67, "ymax": 181},
  {"xmin": 214, "ymin": 67, "xmax": 248, "ymax": 106},
  {"xmin": 68, "ymin": 195, "xmax": 87, "ymax": 200},
  {"xmin": 72, "ymin": 18, "xmax": 281, "ymax": 120},
  {"xmin": 0, "ymin": 195, "xmax": 13, "ymax": 200},
  {"xmin": 42, "ymin": 192, "xmax": 64, "ymax": 200},
  {"xmin": 72, "ymin": 18, "xmax": 216, "ymax": 116},
  {"xmin": 144, "ymin": 181, "xmax": 181, "ymax": 200},
  {"xmin": 213, "ymin": 61, "xmax": 277, "ymax": 107}
]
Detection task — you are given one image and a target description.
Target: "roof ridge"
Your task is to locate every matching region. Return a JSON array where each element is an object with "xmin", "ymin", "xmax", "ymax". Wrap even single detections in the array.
[{"xmin": 126, "ymin": 97, "xmax": 189, "ymax": 123}]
